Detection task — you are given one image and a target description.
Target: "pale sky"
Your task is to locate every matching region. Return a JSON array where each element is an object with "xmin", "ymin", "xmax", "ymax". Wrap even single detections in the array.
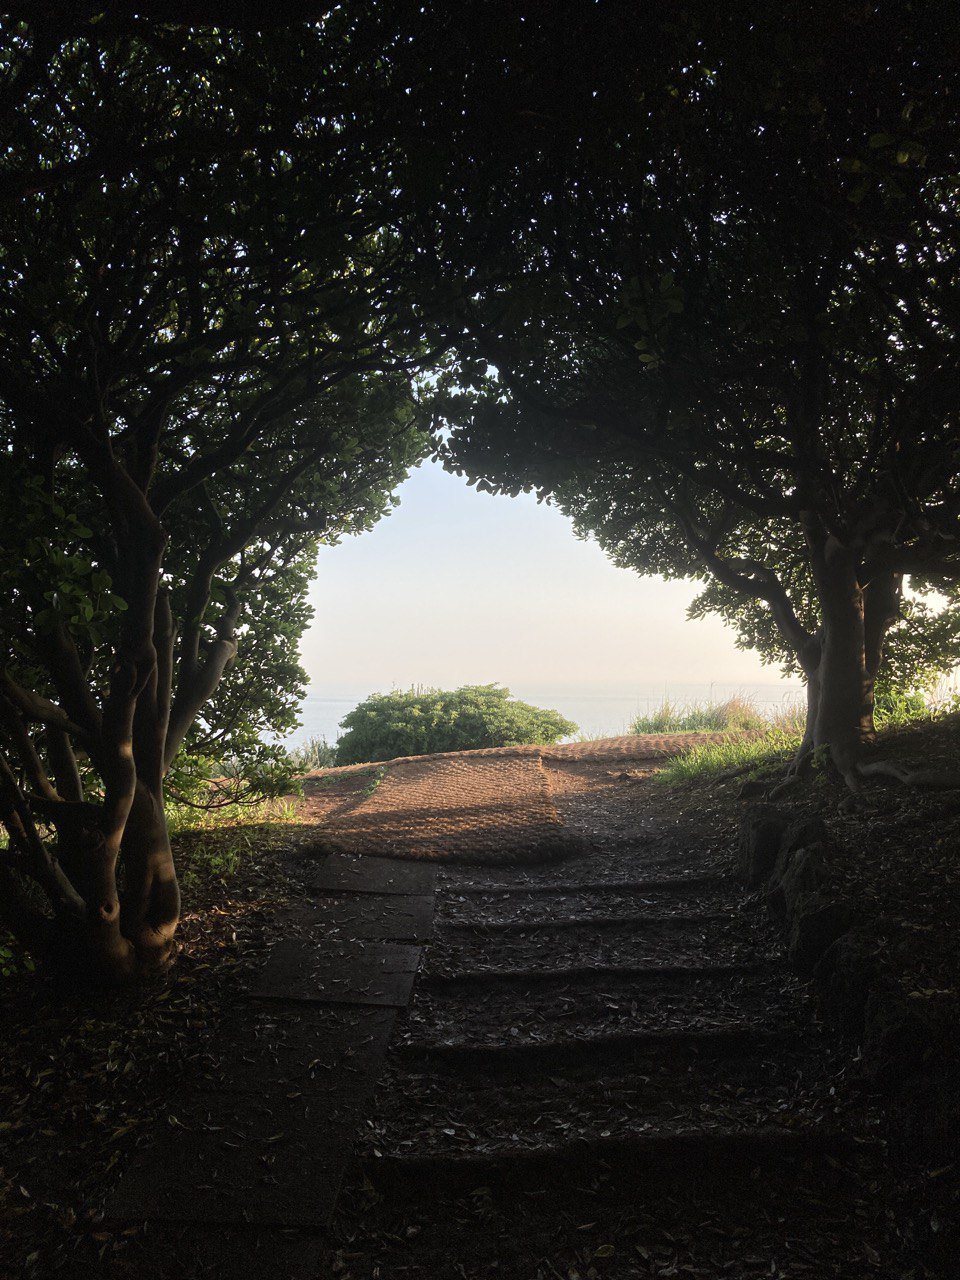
[{"xmin": 300, "ymin": 458, "xmax": 800, "ymax": 699}]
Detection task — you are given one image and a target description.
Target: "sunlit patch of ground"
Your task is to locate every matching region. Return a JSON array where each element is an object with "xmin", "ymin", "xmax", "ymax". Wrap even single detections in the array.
[{"xmin": 298, "ymin": 734, "xmax": 743, "ymax": 862}]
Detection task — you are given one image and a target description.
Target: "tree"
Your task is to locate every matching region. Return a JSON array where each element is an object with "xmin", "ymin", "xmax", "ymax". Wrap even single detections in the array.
[
  {"xmin": 335, "ymin": 685, "xmax": 577, "ymax": 765},
  {"xmin": 374, "ymin": 0, "xmax": 960, "ymax": 789},
  {"xmin": 549, "ymin": 471, "xmax": 960, "ymax": 732},
  {"xmin": 0, "ymin": 17, "xmax": 429, "ymax": 980}
]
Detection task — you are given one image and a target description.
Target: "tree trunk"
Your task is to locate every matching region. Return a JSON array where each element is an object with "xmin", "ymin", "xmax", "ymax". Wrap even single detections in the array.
[
  {"xmin": 119, "ymin": 783, "xmax": 180, "ymax": 975},
  {"xmin": 862, "ymin": 567, "xmax": 902, "ymax": 740},
  {"xmin": 808, "ymin": 532, "xmax": 872, "ymax": 784},
  {"xmin": 50, "ymin": 783, "xmax": 179, "ymax": 983},
  {"xmin": 791, "ymin": 633, "xmax": 822, "ymax": 766},
  {"xmin": 82, "ymin": 832, "xmax": 138, "ymax": 984},
  {"xmin": 804, "ymin": 532, "xmax": 902, "ymax": 790}
]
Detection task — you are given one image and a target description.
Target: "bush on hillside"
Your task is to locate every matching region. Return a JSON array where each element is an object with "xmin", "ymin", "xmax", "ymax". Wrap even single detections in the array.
[{"xmin": 335, "ymin": 684, "xmax": 578, "ymax": 765}]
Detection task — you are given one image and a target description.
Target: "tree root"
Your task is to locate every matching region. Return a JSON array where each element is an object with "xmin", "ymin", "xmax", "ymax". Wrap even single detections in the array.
[
  {"xmin": 855, "ymin": 760, "xmax": 958, "ymax": 790},
  {"xmin": 767, "ymin": 741, "xmax": 815, "ymax": 799},
  {"xmin": 763, "ymin": 743, "xmax": 956, "ymax": 805}
]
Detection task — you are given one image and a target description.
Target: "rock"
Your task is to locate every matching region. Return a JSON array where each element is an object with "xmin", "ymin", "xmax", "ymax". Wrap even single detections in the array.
[
  {"xmin": 864, "ymin": 989, "xmax": 960, "ymax": 1082},
  {"xmin": 737, "ymin": 806, "xmax": 791, "ymax": 887},
  {"xmin": 765, "ymin": 816, "xmax": 831, "ymax": 917},
  {"xmin": 787, "ymin": 895, "xmax": 855, "ymax": 973},
  {"xmin": 767, "ymin": 844, "xmax": 827, "ymax": 919},
  {"xmin": 780, "ymin": 845, "xmax": 828, "ymax": 910},
  {"xmin": 781, "ymin": 815, "xmax": 829, "ymax": 859},
  {"xmin": 813, "ymin": 927, "xmax": 881, "ymax": 1033}
]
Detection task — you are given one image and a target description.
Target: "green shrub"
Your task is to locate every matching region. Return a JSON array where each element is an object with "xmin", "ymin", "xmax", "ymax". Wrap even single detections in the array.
[
  {"xmin": 873, "ymin": 686, "xmax": 933, "ymax": 729},
  {"xmin": 335, "ymin": 684, "xmax": 578, "ymax": 765},
  {"xmin": 0, "ymin": 937, "xmax": 34, "ymax": 979},
  {"xmin": 287, "ymin": 735, "xmax": 339, "ymax": 772},
  {"xmin": 630, "ymin": 695, "xmax": 768, "ymax": 735}
]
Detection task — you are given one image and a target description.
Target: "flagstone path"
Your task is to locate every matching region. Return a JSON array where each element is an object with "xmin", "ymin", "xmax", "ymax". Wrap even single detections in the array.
[{"xmin": 104, "ymin": 851, "xmax": 438, "ymax": 1272}]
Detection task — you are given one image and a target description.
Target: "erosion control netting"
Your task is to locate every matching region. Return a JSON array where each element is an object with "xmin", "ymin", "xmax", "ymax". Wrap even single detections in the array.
[
  {"xmin": 306, "ymin": 753, "xmax": 567, "ymax": 862},
  {"xmin": 300, "ymin": 734, "xmax": 743, "ymax": 863}
]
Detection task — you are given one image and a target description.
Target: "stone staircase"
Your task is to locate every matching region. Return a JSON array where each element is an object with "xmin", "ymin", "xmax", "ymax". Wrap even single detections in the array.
[{"xmin": 335, "ymin": 826, "xmax": 891, "ymax": 1277}]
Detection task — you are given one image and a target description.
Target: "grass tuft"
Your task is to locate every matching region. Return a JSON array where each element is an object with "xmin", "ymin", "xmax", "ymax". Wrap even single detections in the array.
[
  {"xmin": 167, "ymin": 794, "xmax": 302, "ymax": 892},
  {"xmin": 655, "ymin": 730, "xmax": 801, "ymax": 785},
  {"xmin": 166, "ymin": 794, "xmax": 301, "ymax": 836},
  {"xmin": 769, "ymin": 702, "xmax": 807, "ymax": 734},
  {"xmin": 630, "ymin": 695, "xmax": 771, "ymax": 735}
]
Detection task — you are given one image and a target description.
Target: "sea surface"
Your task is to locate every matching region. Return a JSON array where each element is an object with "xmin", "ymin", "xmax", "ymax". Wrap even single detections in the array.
[{"xmin": 281, "ymin": 680, "xmax": 807, "ymax": 750}]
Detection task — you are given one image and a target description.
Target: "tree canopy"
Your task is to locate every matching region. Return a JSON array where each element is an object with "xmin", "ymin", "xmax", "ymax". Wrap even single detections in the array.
[
  {"xmin": 4, "ymin": 3, "xmax": 960, "ymax": 987},
  {"xmin": 0, "ymin": 15, "xmax": 430, "ymax": 979},
  {"xmin": 372, "ymin": 0, "xmax": 960, "ymax": 788}
]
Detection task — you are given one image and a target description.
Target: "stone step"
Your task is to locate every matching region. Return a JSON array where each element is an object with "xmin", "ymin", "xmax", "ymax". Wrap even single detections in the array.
[
  {"xmin": 361, "ymin": 1051, "xmax": 853, "ymax": 1161},
  {"xmin": 442, "ymin": 910, "xmax": 732, "ymax": 935},
  {"xmin": 436, "ymin": 885, "xmax": 741, "ymax": 928},
  {"xmin": 419, "ymin": 960, "xmax": 762, "ymax": 991},
  {"xmin": 290, "ymin": 891, "xmax": 435, "ymax": 942},
  {"xmin": 293, "ymin": 851, "xmax": 438, "ymax": 897},
  {"xmin": 440, "ymin": 872, "xmax": 726, "ymax": 897},
  {"xmin": 436, "ymin": 849, "xmax": 720, "ymax": 893},
  {"xmin": 251, "ymin": 937, "xmax": 422, "ymax": 1007},
  {"xmin": 360, "ymin": 1126, "xmax": 877, "ymax": 1195},
  {"xmin": 396, "ymin": 968, "xmax": 802, "ymax": 1049},
  {"xmin": 424, "ymin": 919, "xmax": 777, "ymax": 978},
  {"xmin": 393, "ymin": 1026, "xmax": 801, "ymax": 1074}
]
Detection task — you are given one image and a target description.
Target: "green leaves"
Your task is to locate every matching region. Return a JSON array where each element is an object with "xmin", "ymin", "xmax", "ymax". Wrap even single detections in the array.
[
  {"xmin": 0, "ymin": 16, "xmax": 435, "ymax": 932},
  {"xmin": 335, "ymin": 685, "xmax": 578, "ymax": 765},
  {"xmin": 613, "ymin": 270, "xmax": 685, "ymax": 359}
]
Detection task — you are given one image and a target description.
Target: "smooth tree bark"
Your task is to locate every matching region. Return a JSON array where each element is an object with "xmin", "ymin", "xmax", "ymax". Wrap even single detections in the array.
[{"xmin": 807, "ymin": 529, "xmax": 888, "ymax": 783}]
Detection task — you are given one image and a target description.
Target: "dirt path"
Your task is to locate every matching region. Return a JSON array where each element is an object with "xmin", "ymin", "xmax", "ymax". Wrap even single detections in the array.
[{"xmin": 324, "ymin": 761, "xmax": 935, "ymax": 1278}]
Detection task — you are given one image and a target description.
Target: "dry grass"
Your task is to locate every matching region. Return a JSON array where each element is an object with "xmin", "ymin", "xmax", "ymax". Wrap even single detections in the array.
[{"xmin": 630, "ymin": 695, "xmax": 771, "ymax": 735}]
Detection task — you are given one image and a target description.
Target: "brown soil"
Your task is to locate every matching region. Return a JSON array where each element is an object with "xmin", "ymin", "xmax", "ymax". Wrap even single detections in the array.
[{"xmin": 304, "ymin": 753, "xmax": 567, "ymax": 860}]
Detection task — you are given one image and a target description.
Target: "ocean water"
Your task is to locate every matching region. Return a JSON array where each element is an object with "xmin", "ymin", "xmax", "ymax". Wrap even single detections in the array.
[{"xmin": 281, "ymin": 680, "xmax": 807, "ymax": 749}]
